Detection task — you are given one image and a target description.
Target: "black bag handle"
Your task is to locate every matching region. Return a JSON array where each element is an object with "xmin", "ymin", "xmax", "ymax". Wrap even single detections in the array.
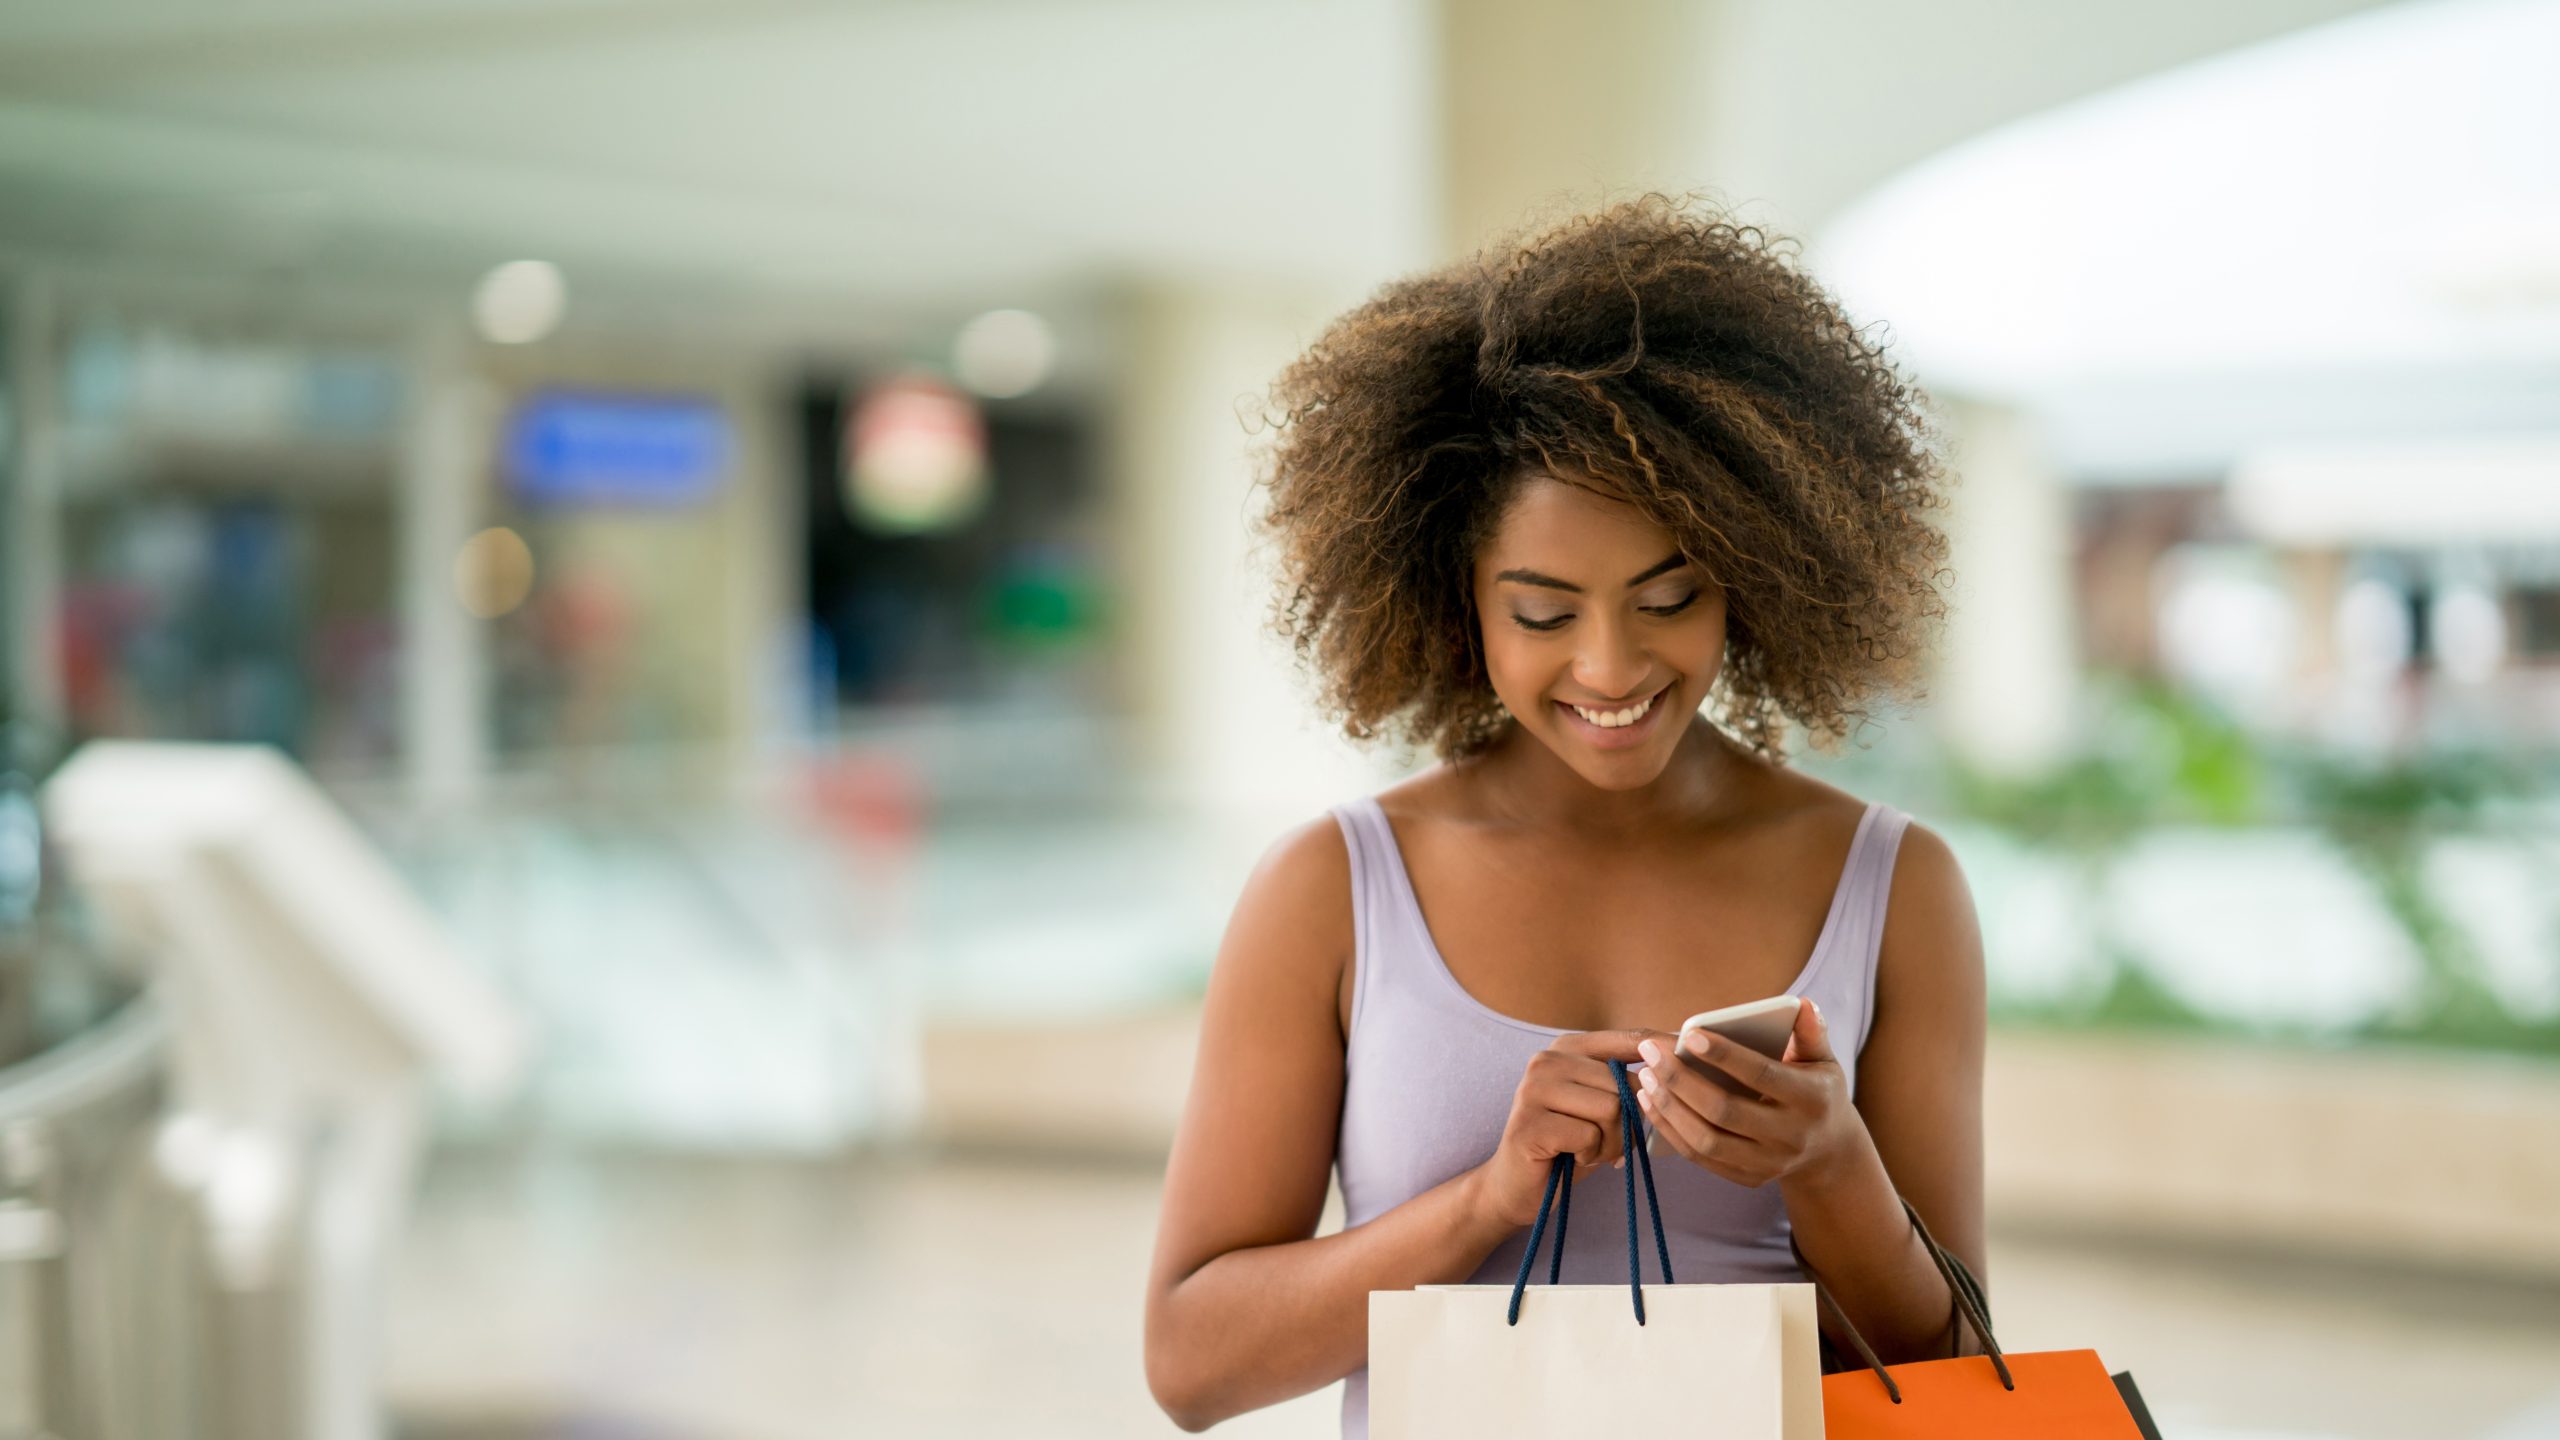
[
  {"xmin": 1503, "ymin": 1059, "xmax": 1675, "ymax": 1325},
  {"xmin": 1790, "ymin": 1196, "xmax": 2014, "ymax": 1404}
]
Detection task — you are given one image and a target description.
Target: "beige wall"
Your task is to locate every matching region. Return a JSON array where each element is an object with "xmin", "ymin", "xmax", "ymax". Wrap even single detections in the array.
[
  {"xmin": 1105, "ymin": 278, "xmax": 1400, "ymax": 839},
  {"xmin": 1433, "ymin": 0, "xmax": 1721, "ymax": 258}
]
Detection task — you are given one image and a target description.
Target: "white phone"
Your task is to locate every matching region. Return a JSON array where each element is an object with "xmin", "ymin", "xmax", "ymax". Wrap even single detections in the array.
[{"xmin": 1674, "ymin": 995, "xmax": 1801, "ymax": 1097}]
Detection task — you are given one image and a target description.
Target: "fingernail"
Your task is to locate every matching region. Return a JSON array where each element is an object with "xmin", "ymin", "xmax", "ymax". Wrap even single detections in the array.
[
  {"xmin": 1638, "ymin": 1039, "xmax": 1662, "ymax": 1065},
  {"xmin": 1613, "ymin": 1155, "xmax": 1624, "ymax": 1169}
]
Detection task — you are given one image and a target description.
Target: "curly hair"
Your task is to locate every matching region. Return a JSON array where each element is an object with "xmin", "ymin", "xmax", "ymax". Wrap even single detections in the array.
[{"xmin": 1251, "ymin": 192, "xmax": 1954, "ymax": 763}]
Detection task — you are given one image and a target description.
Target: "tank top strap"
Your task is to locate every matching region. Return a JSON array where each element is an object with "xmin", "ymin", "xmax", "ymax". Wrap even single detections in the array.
[
  {"xmin": 1837, "ymin": 803, "xmax": 1913, "ymax": 1061},
  {"xmin": 1330, "ymin": 796, "xmax": 1422, "ymax": 1042}
]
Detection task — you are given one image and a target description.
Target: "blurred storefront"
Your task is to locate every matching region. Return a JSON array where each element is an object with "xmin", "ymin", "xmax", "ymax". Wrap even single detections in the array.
[
  {"xmin": 21, "ymin": 310, "xmax": 408, "ymax": 770},
  {"xmin": 5, "ymin": 291, "xmax": 1123, "ymax": 804}
]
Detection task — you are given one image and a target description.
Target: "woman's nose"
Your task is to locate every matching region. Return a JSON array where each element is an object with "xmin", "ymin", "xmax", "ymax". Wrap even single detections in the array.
[{"xmin": 1572, "ymin": 621, "xmax": 1650, "ymax": 700}]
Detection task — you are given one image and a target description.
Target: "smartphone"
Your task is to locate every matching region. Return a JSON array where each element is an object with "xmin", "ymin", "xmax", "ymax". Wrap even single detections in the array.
[{"xmin": 1674, "ymin": 995, "xmax": 1802, "ymax": 1097}]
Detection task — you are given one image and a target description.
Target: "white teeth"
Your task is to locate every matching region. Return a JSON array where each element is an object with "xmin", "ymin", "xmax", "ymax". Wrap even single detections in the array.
[{"xmin": 1570, "ymin": 691, "xmax": 1657, "ymax": 728}]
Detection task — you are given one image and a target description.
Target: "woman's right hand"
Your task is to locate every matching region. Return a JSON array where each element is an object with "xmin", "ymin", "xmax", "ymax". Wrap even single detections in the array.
[{"xmin": 1467, "ymin": 1029, "xmax": 1675, "ymax": 1229}]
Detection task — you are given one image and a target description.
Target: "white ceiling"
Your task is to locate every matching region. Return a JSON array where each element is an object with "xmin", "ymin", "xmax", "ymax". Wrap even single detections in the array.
[
  {"xmin": 0, "ymin": 0, "xmax": 1438, "ymax": 339},
  {"xmin": 0, "ymin": 0, "xmax": 2441, "ymax": 385},
  {"xmin": 1814, "ymin": 0, "xmax": 2560, "ymax": 472}
]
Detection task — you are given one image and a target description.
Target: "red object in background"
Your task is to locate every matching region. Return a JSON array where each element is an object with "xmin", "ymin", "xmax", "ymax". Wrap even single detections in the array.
[
  {"xmin": 538, "ymin": 562, "xmax": 632, "ymax": 655},
  {"xmin": 808, "ymin": 751, "xmax": 929, "ymax": 852},
  {"xmin": 56, "ymin": 583, "xmax": 152, "ymax": 733},
  {"xmin": 841, "ymin": 373, "xmax": 989, "ymax": 533}
]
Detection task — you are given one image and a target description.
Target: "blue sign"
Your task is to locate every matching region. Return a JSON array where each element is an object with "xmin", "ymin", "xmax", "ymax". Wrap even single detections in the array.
[{"xmin": 503, "ymin": 391, "xmax": 730, "ymax": 506}]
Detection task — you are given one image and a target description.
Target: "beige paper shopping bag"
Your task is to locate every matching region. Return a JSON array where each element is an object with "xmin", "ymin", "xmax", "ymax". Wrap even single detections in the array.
[
  {"xmin": 1365, "ymin": 1061, "xmax": 1825, "ymax": 1439},
  {"xmin": 1369, "ymin": 1280, "xmax": 1823, "ymax": 1438}
]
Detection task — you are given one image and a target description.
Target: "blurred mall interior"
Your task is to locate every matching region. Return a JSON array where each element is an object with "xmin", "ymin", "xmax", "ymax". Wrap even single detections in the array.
[{"xmin": 1, "ymin": 0, "xmax": 2556, "ymax": 1436}]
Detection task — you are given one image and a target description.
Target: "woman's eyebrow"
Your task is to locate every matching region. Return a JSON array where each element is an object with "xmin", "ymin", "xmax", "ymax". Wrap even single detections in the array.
[{"xmin": 1495, "ymin": 552, "xmax": 1689, "ymax": 593}]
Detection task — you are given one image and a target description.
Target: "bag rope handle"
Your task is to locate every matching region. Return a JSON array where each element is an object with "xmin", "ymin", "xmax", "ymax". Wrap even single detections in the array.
[
  {"xmin": 1504, "ymin": 1059, "xmax": 1674, "ymax": 1326},
  {"xmin": 1789, "ymin": 1195, "xmax": 2016, "ymax": 1404},
  {"xmin": 1494, "ymin": 1055, "xmax": 2015, "ymax": 1412}
]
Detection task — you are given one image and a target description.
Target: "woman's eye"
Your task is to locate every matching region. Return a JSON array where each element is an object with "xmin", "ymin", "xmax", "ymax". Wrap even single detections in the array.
[{"xmin": 1511, "ymin": 592, "xmax": 1695, "ymax": 631}]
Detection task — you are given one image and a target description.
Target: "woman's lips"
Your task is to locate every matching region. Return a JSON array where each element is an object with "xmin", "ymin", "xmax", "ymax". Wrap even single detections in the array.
[{"xmin": 1553, "ymin": 683, "xmax": 1673, "ymax": 750}]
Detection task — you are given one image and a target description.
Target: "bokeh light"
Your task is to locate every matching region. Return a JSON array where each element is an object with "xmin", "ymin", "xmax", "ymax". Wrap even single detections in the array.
[
  {"xmin": 452, "ymin": 526, "xmax": 535, "ymax": 619},
  {"xmin": 843, "ymin": 374, "xmax": 989, "ymax": 534},
  {"xmin": 952, "ymin": 309, "xmax": 1057, "ymax": 399},
  {"xmin": 471, "ymin": 260, "xmax": 568, "ymax": 345}
]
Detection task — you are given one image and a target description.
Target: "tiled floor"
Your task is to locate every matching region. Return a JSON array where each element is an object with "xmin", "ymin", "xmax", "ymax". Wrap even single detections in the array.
[{"xmin": 387, "ymin": 1143, "xmax": 2560, "ymax": 1440}]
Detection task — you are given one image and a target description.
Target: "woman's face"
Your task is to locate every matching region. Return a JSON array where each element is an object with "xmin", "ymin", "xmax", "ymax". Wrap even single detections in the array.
[{"xmin": 1471, "ymin": 475, "xmax": 1726, "ymax": 789}]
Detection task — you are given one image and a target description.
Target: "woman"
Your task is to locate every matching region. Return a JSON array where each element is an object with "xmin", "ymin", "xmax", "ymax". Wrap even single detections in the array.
[{"xmin": 1143, "ymin": 194, "xmax": 1984, "ymax": 1437}]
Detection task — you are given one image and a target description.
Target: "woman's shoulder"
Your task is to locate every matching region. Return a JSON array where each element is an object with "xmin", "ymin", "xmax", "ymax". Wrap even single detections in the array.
[
  {"xmin": 1252, "ymin": 770, "xmax": 1463, "ymax": 898},
  {"xmin": 1751, "ymin": 763, "xmax": 1871, "ymax": 826},
  {"xmin": 1754, "ymin": 771, "xmax": 1974, "ymax": 976},
  {"xmin": 1757, "ymin": 767, "xmax": 1955, "ymax": 887},
  {"xmin": 1753, "ymin": 772, "xmax": 1976, "ymax": 1011},
  {"xmin": 1242, "ymin": 809, "xmax": 1356, "ymax": 912},
  {"xmin": 1244, "ymin": 766, "xmax": 1460, "ymax": 906},
  {"xmin": 1212, "ymin": 811, "xmax": 1361, "ymax": 1039}
]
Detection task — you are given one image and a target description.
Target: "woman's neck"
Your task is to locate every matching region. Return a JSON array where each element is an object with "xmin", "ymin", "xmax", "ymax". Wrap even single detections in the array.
[{"xmin": 1457, "ymin": 719, "xmax": 1763, "ymax": 843}]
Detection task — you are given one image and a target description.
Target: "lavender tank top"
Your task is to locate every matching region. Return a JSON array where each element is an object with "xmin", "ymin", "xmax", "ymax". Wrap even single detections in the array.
[{"xmin": 1327, "ymin": 794, "xmax": 1910, "ymax": 1439}]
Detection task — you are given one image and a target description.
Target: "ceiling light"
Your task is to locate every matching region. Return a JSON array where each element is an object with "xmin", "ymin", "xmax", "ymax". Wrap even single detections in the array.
[
  {"xmin": 472, "ymin": 261, "xmax": 568, "ymax": 346},
  {"xmin": 952, "ymin": 309, "xmax": 1056, "ymax": 399}
]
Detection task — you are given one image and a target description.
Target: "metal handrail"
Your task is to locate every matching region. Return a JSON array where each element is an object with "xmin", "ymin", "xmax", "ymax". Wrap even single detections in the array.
[{"xmin": 0, "ymin": 988, "xmax": 164, "ymax": 1124}]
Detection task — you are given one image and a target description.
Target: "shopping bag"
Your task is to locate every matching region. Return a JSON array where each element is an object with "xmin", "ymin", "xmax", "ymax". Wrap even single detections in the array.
[
  {"xmin": 1819, "ymin": 1348, "xmax": 2144, "ymax": 1438},
  {"xmin": 1368, "ymin": 1061, "xmax": 1824, "ymax": 1438},
  {"xmin": 2112, "ymin": 1371, "xmax": 2165, "ymax": 1440},
  {"xmin": 1810, "ymin": 1201, "xmax": 2149, "ymax": 1439}
]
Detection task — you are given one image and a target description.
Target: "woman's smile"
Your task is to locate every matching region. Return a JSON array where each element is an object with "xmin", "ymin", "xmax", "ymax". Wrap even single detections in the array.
[{"xmin": 1554, "ymin": 680, "xmax": 1676, "ymax": 750}]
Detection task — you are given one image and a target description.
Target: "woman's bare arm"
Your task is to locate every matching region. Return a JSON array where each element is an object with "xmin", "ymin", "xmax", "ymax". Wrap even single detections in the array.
[
  {"xmin": 1142, "ymin": 818, "xmax": 1517, "ymax": 1432},
  {"xmin": 1779, "ymin": 820, "xmax": 1990, "ymax": 1362}
]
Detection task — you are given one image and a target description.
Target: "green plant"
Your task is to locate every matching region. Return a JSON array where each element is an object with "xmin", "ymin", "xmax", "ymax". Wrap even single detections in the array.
[
  {"xmin": 1945, "ymin": 672, "xmax": 2560, "ymax": 1057},
  {"xmin": 2293, "ymin": 749, "xmax": 2559, "ymax": 1056}
]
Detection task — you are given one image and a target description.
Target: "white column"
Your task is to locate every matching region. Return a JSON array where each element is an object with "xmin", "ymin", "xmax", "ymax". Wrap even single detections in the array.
[
  {"xmin": 5, "ymin": 279, "xmax": 63, "ymax": 732},
  {"xmin": 1934, "ymin": 396, "xmax": 2077, "ymax": 775},
  {"xmin": 397, "ymin": 338, "xmax": 491, "ymax": 813},
  {"xmin": 1434, "ymin": 0, "xmax": 1725, "ymax": 257},
  {"xmin": 1107, "ymin": 280, "xmax": 1397, "ymax": 840},
  {"xmin": 718, "ymin": 373, "xmax": 801, "ymax": 773}
]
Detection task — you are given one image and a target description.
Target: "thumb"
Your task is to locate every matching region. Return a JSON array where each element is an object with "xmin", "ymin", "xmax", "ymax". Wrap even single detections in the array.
[{"xmin": 1782, "ymin": 998, "xmax": 1834, "ymax": 1064}]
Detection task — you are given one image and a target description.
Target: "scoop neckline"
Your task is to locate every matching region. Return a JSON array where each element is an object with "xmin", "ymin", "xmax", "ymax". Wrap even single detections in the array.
[{"xmin": 1358, "ymin": 795, "xmax": 1880, "ymax": 1038}]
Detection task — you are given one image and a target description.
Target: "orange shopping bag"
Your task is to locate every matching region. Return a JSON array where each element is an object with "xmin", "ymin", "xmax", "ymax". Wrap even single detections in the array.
[{"xmin": 1806, "ymin": 1202, "xmax": 2147, "ymax": 1438}]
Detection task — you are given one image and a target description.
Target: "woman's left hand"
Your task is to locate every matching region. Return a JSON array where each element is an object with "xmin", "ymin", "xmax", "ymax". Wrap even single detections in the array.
[{"xmin": 1633, "ymin": 999, "xmax": 1863, "ymax": 1190}]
